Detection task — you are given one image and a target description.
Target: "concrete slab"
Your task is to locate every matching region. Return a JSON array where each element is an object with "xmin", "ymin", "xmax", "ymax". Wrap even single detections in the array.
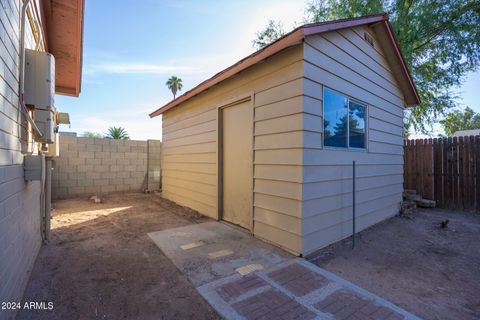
[
  {"xmin": 149, "ymin": 221, "xmax": 421, "ymax": 320},
  {"xmin": 148, "ymin": 221, "xmax": 292, "ymax": 286}
]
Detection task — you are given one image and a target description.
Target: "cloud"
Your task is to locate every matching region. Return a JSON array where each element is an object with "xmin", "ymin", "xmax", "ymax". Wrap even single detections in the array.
[
  {"xmin": 62, "ymin": 104, "xmax": 163, "ymax": 141},
  {"xmin": 84, "ymin": 63, "xmax": 194, "ymax": 76}
]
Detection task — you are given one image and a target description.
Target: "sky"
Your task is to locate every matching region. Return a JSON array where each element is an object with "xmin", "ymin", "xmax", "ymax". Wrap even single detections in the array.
[{"xmin": 57, "ymin": 0, "xmax": 480, "ymax": 140}]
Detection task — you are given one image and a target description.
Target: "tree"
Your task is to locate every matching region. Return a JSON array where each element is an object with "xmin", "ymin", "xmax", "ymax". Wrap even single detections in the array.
[
  {"xmin": 166, "ymin": 76, "xmax": 183, "ymax": 99},
  {"xmin": 252, "ymin": 20, "xmax": 285, "ymax": 50},
  {"xmin": 253, "ymin": 0, "xmax": 480, "ymax": 135},
  {"xmin": 440, "ymin": 107, "xmax": 480, "ymax": 136},
  {"xmin": 81, "ymin": 131, "xmax": 103, "ymax": 138},
  {"xmin": 105, "ymin": 126, "xmax": 130, "ymax": 140}
]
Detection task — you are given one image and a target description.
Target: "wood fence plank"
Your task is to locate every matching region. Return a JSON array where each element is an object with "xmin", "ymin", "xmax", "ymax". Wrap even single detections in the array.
[
  {"xmin": 433, "ymin": 138, "xmax": 441, "ymax": 205},
  {"xmin": 445, "ymin": 138, "xmax": 453, "ymax": 208},
  {"xmin": 426, "ymin": 138, "xmax": 433, "ymax": 199},
  {"xmin": 404, "ymin": 139, "xmax": 410, "ymax": 190},
  {"xmin": 458, "ymin": 136, "xmax": 464, "ymax": 210},
  {"xmin": 471, "ymin": 136, "xmax": 476, "ymax": 210},
  {"xmin": 476, "ymin": 136, "xmax": 480, "ymax": 212},
  {"xmin": 404, "ymin": 135, "xmax": 479, "ymax": 210},
  {"xmin": 463, "ymin": 136, "xmax": 470, "ymax": 210}
]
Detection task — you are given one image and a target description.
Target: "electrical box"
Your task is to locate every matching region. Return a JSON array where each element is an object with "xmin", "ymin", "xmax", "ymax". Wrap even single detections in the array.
[
  {"xmin": 24, "ymin": 49, "xmax": 55, "ymax": 110},
  {"xmin": 44, "ymin": 133, "xmax": 60, "ymax": 157},
  {"xmin": 34, "ymin": 108, "xmax": 56, "ymax": 144},
  {"xmin": 24, "ymin": 155, "xmax": 45, "ymax": 181},
  {"xmin": 24, "ymin": 49, "xmax": 56, "ymax": 144}
]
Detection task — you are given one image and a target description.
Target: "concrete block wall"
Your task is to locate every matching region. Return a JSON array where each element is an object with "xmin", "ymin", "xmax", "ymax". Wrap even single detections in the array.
[
  {"xmin": 52, "ymin": 137, "xmax": 161, "ymax": 199},
  {"xmin": 0, "ymin": 166, "xmax": 42, "ymax": 320}
]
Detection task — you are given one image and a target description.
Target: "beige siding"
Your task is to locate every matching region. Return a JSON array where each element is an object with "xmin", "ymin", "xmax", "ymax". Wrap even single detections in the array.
[
  {"xmin": 301, "ymin": 25, "xmax": 405, "ymax": 255},
  {"xmin": 162, "ymin": 45, "xmax": 304, "ymax": 254},
  {"xmin": 0, "ymin": 1, "xmax": 44, "ymax": 318}
]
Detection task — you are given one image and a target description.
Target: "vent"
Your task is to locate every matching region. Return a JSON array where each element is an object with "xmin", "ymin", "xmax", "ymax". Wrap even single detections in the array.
[{"xmin": 363, "ymin": 32, "xmax": 374, "ymax": 47}]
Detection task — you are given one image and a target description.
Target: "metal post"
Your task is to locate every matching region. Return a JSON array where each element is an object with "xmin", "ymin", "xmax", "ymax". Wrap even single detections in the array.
[
  {"xmin": 352, "ymin": 160, "xmax": 356, "ymax": 249},
  {"xmin": 45, "ymin": 158, "xmax": 52, "ymax": 242}
]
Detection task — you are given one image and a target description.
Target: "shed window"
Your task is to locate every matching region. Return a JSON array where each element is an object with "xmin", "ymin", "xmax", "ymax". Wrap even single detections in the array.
[{"xmin": 324, "ymin": 88, "xmax": 367, "ymax": 149}]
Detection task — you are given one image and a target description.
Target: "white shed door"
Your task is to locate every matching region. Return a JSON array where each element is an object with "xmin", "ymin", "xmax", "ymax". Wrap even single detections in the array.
[{"xmin": 222, "ymin": 100, "xmax": 253, "ymax": 230}]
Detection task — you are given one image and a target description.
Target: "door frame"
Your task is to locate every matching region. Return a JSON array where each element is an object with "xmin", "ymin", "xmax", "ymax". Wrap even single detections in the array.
[{"xmin": 216, "ymin": 93, "xmax": 255, "ymax": 231}]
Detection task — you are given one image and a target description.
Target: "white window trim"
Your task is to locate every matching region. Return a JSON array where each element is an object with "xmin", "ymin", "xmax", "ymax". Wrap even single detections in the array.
[{"xmin": 322, "ymin": 87, "xmax": 368, "ymax": 152}]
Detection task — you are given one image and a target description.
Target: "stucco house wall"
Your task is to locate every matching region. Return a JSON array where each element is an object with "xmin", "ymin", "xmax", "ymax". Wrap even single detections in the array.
[{"xmin": 0, "ymin": 0, "xmax": 43, "ymax": 317}]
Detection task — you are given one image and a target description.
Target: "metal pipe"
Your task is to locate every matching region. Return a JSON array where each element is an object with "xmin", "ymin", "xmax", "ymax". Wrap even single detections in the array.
[
  {"xmin": 352, "ymin": 160, "xmax": 356, "ymax": 249},
  {"xmin": 44, "ymin": 158, "xmax": 52, "ymax": 242},
  {"xmin": 18, "ymin": 0, "xmax": 43, "ymax": 139}
]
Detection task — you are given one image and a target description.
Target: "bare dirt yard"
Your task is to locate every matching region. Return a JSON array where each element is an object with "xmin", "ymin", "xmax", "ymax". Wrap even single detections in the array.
[
  {"xmin": 17, "ymin": 193, "xmax": 220, "ymax": 320},
  {"xmin": 309, "ymin": 208, "xmax": 480, "ymax": 320}
]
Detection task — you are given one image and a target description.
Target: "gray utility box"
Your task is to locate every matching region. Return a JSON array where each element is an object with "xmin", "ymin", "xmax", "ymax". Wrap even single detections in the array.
[
  {"xmin": 24, "ymin": 155, "xmax": 45, "ymax": 181},
  {"xmin": 24, "ymin": 49, "xmax": 56, "ymax": 144}
]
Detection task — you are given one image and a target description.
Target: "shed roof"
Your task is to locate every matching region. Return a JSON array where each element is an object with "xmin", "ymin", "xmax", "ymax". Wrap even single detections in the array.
[{"xmin": 150, "ymin": 14, "xmax": 420, "ymax": 118}]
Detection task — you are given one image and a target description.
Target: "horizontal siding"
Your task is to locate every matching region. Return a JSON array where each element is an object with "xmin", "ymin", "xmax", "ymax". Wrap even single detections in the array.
[
  {"xmin": 162, "ymin": 45, "xmax": 303, "ymax": 253},
  {"xmin": 301, "ymin": 25, "xmax": 405, "ymax": 254},
  {"xmin": 303, "ymin": 203, "xmax": 399, "ymax": 254}
]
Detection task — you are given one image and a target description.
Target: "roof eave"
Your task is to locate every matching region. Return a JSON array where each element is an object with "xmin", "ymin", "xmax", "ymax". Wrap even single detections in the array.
[{"xmin": 150, "ymin": 13, "xmax": 421, "ymax": 117}]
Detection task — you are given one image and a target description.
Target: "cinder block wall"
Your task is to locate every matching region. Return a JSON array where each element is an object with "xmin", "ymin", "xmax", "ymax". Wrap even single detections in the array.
[
  {"xmin": 0, "ymin": 1, "xmax": 45, "ymax": 318},
  {"xmin": 52, "ymin": 137, "xmax": 161, "ymax": 199}
]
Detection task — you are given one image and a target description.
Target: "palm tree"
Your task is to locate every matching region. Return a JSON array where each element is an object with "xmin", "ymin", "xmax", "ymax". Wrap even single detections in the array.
[
  {"xmin": 105, "ymin": 126, "xmax": 129, "ymax": 140},
  {"xmin": 166, "ymin": 76, "xmax": 183, "ymax": 99}
]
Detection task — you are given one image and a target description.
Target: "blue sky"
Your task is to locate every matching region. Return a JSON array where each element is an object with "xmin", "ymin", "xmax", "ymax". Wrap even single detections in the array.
[{"xmin": 57, "ymin": 0, "xmax": 480, "ymax": 140}]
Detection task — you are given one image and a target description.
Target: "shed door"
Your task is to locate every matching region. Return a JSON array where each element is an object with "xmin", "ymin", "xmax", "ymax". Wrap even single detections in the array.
[{"xmin": 222, "ymin": 100, "xmax": 253, "ymax": 230}]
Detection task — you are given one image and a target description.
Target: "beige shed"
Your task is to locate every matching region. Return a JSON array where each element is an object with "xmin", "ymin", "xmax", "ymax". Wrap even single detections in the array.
[{"xmin": 150, "ymin": 14, "xmax": 420, "ymax": 256}]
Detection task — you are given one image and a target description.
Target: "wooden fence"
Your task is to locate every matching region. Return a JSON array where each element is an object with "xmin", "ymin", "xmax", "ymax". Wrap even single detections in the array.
[{"xmin": 404, "ymin": 136, "xmax": 480, "ymax": 212}]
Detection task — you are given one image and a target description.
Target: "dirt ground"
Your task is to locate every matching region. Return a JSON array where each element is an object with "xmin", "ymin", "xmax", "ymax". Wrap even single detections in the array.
[
  {"xmin": 309, "ymin": 208, "xmax": 480, "ymax": 320},
  {"xmin": 17, "ymin": 193, "xmax": 220, "ymax": 320}
]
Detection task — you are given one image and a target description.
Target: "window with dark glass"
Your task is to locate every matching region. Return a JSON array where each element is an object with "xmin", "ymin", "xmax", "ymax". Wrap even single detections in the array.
[{"xmin": 323, "ymin": 88, "xmax": 367, "ymax": 149}]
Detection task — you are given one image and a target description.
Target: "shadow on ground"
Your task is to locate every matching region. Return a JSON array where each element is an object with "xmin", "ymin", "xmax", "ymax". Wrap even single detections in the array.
[
  {"xmin": 308, "ymin": 208, "xmax": 480, "ymax": 320},
  {"xmin": 17, "ymin": 193, "xmax": 220, "ymax": 320}
]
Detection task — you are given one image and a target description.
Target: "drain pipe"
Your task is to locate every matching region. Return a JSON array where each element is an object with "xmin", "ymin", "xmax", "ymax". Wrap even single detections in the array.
[
  {"xmin": 44, "ymin": 158, "xmax": 52, "ymax": 242},
  {"xmin": 18, "ymin": 0, "xmax": 43, "ymax": 139}
]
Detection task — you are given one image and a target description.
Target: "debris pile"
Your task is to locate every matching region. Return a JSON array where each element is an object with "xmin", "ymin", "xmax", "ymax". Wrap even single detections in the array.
[{"xmin": 401, "ymin": 189, "xmax": 436, "ymax": 215}]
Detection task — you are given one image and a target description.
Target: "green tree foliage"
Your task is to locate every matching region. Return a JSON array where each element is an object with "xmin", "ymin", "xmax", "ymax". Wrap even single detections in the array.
[
  {"xmin": 81, "ymin": 131, "xmax": 103, "ymax": 138},
  {"xmin": 166, "ymin": 76, "xmax": 183, "ymax": 99},
  {"xmin": 253, "ymin": 0, "xmax": 480, "ymax": 135},
  {"xmin": 252, "ymin": 20, "xmax": 286, "ymax": 50},
  {"xmin": 440, "ymin": 107, "xmax": 480, "ymax": 136},
  {"xmin": 105, "ymin": 126, "xmax": 130, "ymax": 140}
]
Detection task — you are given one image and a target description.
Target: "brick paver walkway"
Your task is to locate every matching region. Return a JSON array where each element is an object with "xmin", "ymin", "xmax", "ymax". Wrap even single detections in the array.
[
  {"xmin": 199, "ymin": 259, "xmax": 419, "ymax": 320},
  {"xmin": 149, "ymin": 222, "xmax": 420, "ymax": 320}
]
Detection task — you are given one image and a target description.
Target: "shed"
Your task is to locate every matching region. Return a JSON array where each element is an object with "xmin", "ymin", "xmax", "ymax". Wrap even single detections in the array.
[{"xmin": 150, "ymin": 14, "xmax": 420, "ymax": 256}]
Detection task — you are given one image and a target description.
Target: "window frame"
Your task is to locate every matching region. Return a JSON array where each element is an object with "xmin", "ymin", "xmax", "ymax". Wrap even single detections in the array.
[{"xmin": 322, "ymin": 87, "xmax": 368, "ymax": 152}]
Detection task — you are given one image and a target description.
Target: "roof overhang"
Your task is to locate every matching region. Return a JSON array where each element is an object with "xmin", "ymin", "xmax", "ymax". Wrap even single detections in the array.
[
  {"xmin": 150, "ymin": 14, "xmax": 420, "ymax": 118},
  {"xmin": 41, "ymin": 0, "xmax": 84, "ymax": 97}
]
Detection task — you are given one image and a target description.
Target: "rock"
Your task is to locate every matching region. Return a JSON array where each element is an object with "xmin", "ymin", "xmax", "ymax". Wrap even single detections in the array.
[
  {"xmin": 404, "ymin": 189, "xmax": 417, "ymax": 195},
  {"xmin": 90, "ymin": 195, "xmax": 102, "ymax": 204},
  {"xmin": 417, "ymin": 199, "xmax": 436, "ymax": 208},
  {"xmin": 400, "ymin": 200, "xmax": 416, "ymax": 215},
  {"xmin": 404, "ymin": 193, "xmax": 422, "ymax": 202}
]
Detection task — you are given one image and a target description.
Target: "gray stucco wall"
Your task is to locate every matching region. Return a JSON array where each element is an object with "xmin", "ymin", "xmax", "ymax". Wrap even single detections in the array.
[{"xmin": 52, "ymin": 137, "xmax": 161, "ymax": 199}]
